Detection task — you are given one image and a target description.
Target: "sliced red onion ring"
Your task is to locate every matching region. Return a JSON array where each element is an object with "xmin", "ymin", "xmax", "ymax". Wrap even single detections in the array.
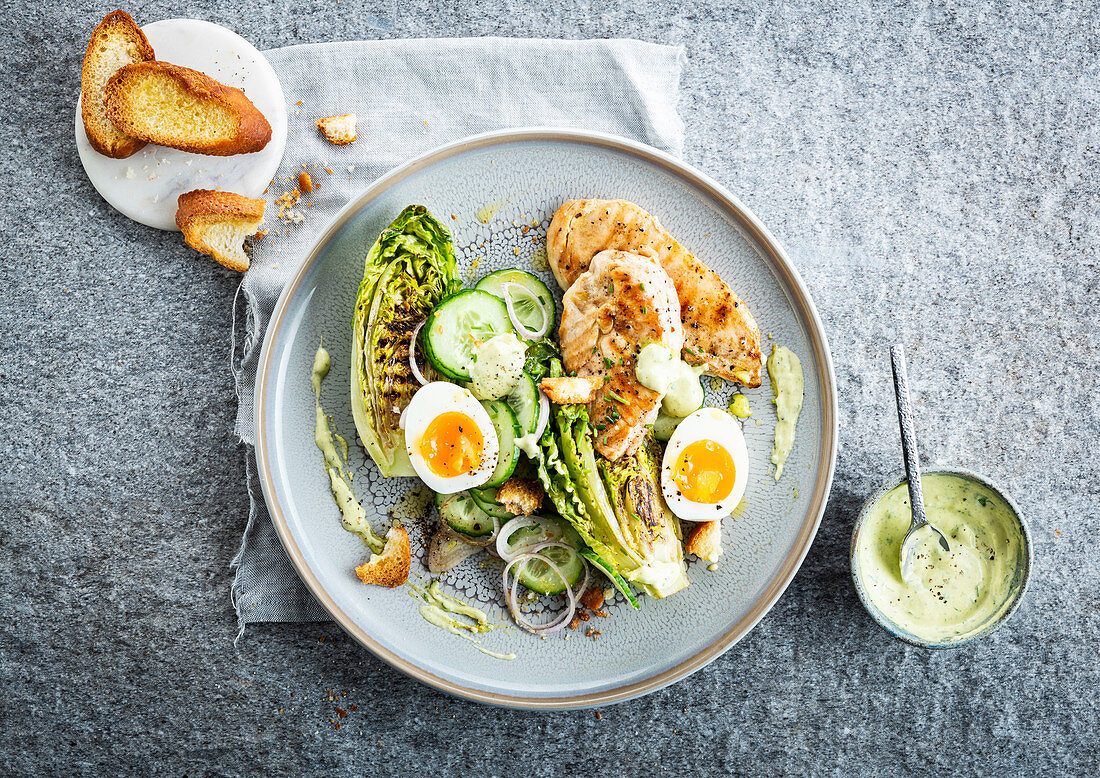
[
  {"xmin": 500, "ymin": 282, "xmax": 550, "ymax": 340},
  {"xmin": 496, "ymin": 515, "xmax": 541, "ymax": 562},
  {"xmin": 409, "ymin": 319, "xmax": 429, "ymax": 386},
  {"xmin": 532, "ymin": 390, "xmax": 550, "ymax": 440},
  {"xmin": 502, "ymin": 552, "xmax": 577, "ymax": 635}
]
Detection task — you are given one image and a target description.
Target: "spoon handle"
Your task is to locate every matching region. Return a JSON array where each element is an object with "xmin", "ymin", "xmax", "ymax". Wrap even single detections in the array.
[{"xmin": 890, "ymin": 344, "xmax": 927, "ymax": 527}]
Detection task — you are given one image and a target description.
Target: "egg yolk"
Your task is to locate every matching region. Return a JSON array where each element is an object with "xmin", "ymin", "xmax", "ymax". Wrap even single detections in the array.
[
  {"xmin": 418, "ymin": 412, "xmax": 484, "ymax": 478},
  {"xmin": 673, "ymin": 439, "xmax": 736, "ymax": 504}
]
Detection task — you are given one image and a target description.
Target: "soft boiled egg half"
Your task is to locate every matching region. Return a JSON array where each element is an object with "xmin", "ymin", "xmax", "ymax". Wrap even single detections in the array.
[
  {"xmin": 661, "ymin": 407, "xmax": 749, "ymax": 522},
  {"xmin": 403, "ymin": 382, "xmax": 499, "ymax": 493}
]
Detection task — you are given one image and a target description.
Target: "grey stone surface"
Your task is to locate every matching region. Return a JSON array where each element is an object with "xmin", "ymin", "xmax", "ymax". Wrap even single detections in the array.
[{"xmin": 1, "ymin": 0, "xmax": 1097, "ymax": 774}]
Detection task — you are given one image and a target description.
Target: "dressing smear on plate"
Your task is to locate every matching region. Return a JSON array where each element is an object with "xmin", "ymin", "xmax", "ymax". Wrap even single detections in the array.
[
  {"xmin": 409, "ymin": 581, "xmax": 516, "ymax": 660},
  {"xmin": 767, "ymin": 345, "xmax": 804, "ymax": 481},
  {"xmin": 312, "ymin": 343, "xmax": 385, "ymax": 553}
]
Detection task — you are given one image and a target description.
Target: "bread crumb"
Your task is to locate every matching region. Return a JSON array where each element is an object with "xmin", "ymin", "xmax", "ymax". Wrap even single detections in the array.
[
  {"xmin": 124, "ymin": 167, "xmax": 135, "ymax": 179},
  {"xmin": 298, "ymin": 171, "xmax": 314, "ymax": 192},
  {"xmin": 347, "ymin": 165, "xmax": 355, "ymax": 173}
]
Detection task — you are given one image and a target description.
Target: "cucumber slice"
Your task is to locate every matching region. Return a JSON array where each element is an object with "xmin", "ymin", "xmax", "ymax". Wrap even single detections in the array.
[
  {"xmin": 480, "ymin": 400, "xmax": 519, "ymax": 488},
  {"xmin": 507, "ymin": 515, "xmax": 584, "ymax": 595},
  {"xmin": 652, "ymin": 411, "xmax": 682, "ymax": 442},
  {"xmin": 420, "ymin": 290, "xmax": 514, "ymax": 381},
  {"xmin": 475, "ymin": 269, "xmax": 556, "ymax": 336},
  {"xmin": 505, "ymin": 373, "xmax": 540, "ymax": 436},
  {"xmin": 437, "ymin": 492, "xmax": 495, "ymax": 537},
  {"xmin": 471, "ymin": 486, "xmax": 515, "ymax": 519},
  {"xmin": 579, "ymin": 549, "xmax": 640, "ymax": 609}
]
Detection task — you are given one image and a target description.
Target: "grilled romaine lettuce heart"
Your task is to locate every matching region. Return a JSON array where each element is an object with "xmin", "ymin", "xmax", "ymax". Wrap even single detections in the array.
[{"xmin": 351, "ymin": 205, "xmax": 461, "ymax": 476}]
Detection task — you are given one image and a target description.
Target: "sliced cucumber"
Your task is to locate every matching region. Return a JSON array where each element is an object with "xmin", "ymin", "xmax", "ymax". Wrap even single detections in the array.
[
  {"xmin": 475, "ymin": 269, "xmax": 556, "ymax": 336},
  {"xmin": 579, "ymin": 549, "xmax": 640, "ymax": 609},
  {"xmin": 505, "ymin": 373, "xmax": 540, "ymax": 436},
  {"xmin": 480, "ymin": 400, "xmax": 519, "ymax": 488},
  {"xmin": 652, "ymin": 411, "xmax": 683, "ymax": 442},
  {"xmin": 420, "ymin": 290, "xmax": 514, "ymax": 381},
  {"xmin": 436, "ymin": 491, "xmax": 494, "ymax": 537},
  {"xmin": 470, "ymin": 486, "xmax": 515, "ymax": 519},
  {"xmin": 507, "ymin": 515, "xmax": 584, "ymax": 595}
]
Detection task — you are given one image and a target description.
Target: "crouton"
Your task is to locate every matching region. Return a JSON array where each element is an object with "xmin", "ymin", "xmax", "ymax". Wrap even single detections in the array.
[
  {"xmin": 355, "ymin": 525, "xmax": 411, "ymax": 587},
  {"xmin": 684, "ymin": 520, "xmax": 723, "ymax": 563},
  {"xmin": 539, "ymin": 376, "xmax": 600, "ymax": 404},
  {"xmin": 316, "ymin": 114, "xmax": 357, "ymax": 145},
  {"xmin": 495, "ymin": 478, "xmax": 544, "ymax": 516}
]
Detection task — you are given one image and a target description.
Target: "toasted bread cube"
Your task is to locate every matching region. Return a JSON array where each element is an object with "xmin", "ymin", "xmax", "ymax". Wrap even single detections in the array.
[
  {"xmin": 316, "ymin": 114, "xmax": 357, "ymax": 146},
  {"xmin": 685, "ymin": 520, "xmax": 722, "ymax": 563},
  {"xmin": 355, "ymin": 525, "xmax": 411, "ymax": 588},
  {"xmin": 495, "ymin": 478, "xmax": 544, "ymax": 516},
  {"xmin": 539, "ymin": 376, "xmax": 600, "ymax": 405}
]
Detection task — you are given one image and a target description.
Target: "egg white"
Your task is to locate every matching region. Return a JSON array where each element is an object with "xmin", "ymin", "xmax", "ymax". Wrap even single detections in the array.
[
  {"xmin": 661, "ymin": 407, "xmax": 749, "ymax": 522},
  {"xmin": 403, "ymin": 382, "xmax": 499, "ymax": 493}
]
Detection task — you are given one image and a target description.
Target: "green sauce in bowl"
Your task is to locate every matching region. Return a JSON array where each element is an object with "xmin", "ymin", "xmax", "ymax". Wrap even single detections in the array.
[{"xmin": 852, "ymin": 470, "xmax": 1030, "ymax": 647}]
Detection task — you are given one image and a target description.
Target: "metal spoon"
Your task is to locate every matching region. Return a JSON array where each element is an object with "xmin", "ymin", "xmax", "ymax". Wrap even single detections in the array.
[{"xmin": 890, "ymin": 344, "xmax": 949, "ymax": 581}]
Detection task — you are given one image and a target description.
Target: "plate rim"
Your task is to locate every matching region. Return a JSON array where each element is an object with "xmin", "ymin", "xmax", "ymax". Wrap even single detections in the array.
[{"xmin": 253, "ymin": 127, "xmax": 838, "ymax": 709}]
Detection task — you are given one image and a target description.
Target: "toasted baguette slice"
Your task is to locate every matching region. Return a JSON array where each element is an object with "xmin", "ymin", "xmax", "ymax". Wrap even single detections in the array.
[
  {"xmin": 356, "ymin": 525, "xmax": 412, "ymax": 588},
  {"xmin": 105, "ymin": 62, "xmax": 271, "ymax": 156},
  {"xmin": 684, "ymin": 520, "xmax": 723, "ymax": 563},
  {"xmin": 175, "ymin": 190, "xmax": 265, "ymax": 272},
  {"xmin": 315, "ymin": 114, "xmax": 357, "ymax": 145},
  {"xmin": 81, "ymin": 11, "xmax": 155, "ymax": 158}
]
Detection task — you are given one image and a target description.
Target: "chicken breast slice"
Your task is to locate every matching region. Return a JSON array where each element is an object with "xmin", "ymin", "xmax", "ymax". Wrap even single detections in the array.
[
  {"xmin": 559, "ymin": 250, "xmax": 684, "ymax": 460},
  {"xmin": 548, "ymin": 198, "xmax": 762, "ymax": 386}
]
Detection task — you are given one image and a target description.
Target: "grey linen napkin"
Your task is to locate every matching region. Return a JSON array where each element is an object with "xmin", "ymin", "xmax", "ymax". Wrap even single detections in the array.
[{"xmin": 232, "ymin": 38, "xmax": 685, "ymax": 629}]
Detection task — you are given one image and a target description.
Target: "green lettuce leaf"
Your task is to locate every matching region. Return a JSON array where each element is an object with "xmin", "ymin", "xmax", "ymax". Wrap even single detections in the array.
[
  {"xmin": 351, "ymin": 205, "xmax": 461, "ymax": 476},
  {"xmin": 535, "ymin": 400, "xmax": 689, "ymax": 602}
]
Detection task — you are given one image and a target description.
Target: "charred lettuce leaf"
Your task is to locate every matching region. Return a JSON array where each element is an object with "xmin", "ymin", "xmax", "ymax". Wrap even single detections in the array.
[
  {"xmin": 351, "ymin": 205, "xmax": 461, "ymax": 476},
  {"xmin": 536, "ymin": 398, "xmax": 689, "ymax": 601}
]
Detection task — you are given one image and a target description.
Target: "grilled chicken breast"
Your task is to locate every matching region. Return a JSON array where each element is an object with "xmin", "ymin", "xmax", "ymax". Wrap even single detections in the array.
[
  {"xmin": 559, "ymin": 250, "xmax": 683, "ymax": 460},
  {"xmin": 548, "ymin": 199, "xmax": 762, "ymax": 386}
]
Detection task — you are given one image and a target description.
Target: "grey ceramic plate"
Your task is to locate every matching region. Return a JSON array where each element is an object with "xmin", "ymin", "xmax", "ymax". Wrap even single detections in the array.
[{"xmin": 255, "ymin": 129, "xmax": 837, "ymax": 708}]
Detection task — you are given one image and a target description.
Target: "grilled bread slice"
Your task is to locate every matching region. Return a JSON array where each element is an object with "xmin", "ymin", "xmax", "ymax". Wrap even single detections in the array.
[
  {"xmin": 175, "ymin": 190, "xmax": 265, "ymax": 272},
  {"xmin": 81, "ymin": 11, "xmax": 155, "ymax": 158},
  {"xmin": 105, "ymin": 62, "xmax": 272, "ymax": 156}
]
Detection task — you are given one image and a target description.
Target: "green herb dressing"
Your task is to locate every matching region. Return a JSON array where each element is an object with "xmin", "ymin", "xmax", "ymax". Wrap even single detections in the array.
[
  {"xmin": 475, "ymin": 198, "xmax": 508, "ymax": 224},
  {"xmin": 312, "ymin": 344, "xmax": 385, "ymax": 554},
  {"xmin": 409, "ymin": 581, "xmax": 516, "ymax": 660},
  {"xmin": 767, "ymin": 345, "xmax": 804, "ymax": 481},
  {"xmin": 634, "ymin": 343, "xmax": 704, "ymax": 417},
  {"xmin": 856, "ymin": 473, "xmax": 1025, "ymax": 643}
]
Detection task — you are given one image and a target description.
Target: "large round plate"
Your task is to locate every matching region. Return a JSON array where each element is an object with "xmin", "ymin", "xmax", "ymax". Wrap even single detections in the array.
[{"xmin": 255, "ymin": 129, "xmax": 837, "ymax": 708}]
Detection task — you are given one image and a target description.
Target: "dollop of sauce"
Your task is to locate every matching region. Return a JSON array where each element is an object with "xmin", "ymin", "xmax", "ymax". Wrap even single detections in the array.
[
  {"xmin": 634, "ymin": 343, "xmax": 704, "ymax": 417},
  {"xmin": 312, "ymin": 343, "xmax": 385, "ymax": 554},
  {"xmin": 409, "ymin": 581, "xmax": 516, "ymax": 660},
  {"xmin": 767, "ymin": 345, "xmax": 804, "ymax": 481},
  {"xmin": 470, "ymin": 333, "xmax": 525, "ymax": 400},
  {"xmin": 856, "ymin": 473, "xmax": 1025, "ymax": 643},
  {"xmin": 728, "ymin": 393, "xmax": 752, "ymax": 419}
]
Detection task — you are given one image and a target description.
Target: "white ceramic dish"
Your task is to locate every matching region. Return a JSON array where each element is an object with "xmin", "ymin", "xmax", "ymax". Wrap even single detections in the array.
[
  {"xmin": 255, "ymin": 129, "xmax": 837, "ymax": 708},
  {"xmin": 75, "ymin": 18, "xmax": 287, "ymax": 231}
]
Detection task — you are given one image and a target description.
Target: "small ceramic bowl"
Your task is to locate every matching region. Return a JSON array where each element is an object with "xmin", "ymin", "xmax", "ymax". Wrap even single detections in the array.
[{"xmin": 850, "ymin": 467, "xmax": 1032, "ymax": 649}]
